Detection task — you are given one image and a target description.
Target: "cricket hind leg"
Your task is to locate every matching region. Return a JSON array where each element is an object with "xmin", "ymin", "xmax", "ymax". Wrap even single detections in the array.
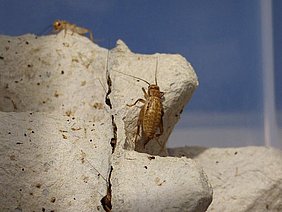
[
  {"xmin": 156, "ymin": 137, "xmax": 167, "ymax": 156},
  {"xmin": 64, "ymin": 29, "xmax": 67, "ymax": 38},
  {"xmin": 156, "ymin": 112, "xmax": 166, "ymax": 155},
  {"xmin": 143, "ymin": 137, "xmax": 151, "ymax": 148},
  {"xmin": 143, "ymin": 136, "xmax": 166, "ymax": 156},
  {"xmin": 133, "ymin": 106, "xmax": 145, "ymax": 151},
  {"xmin": 134, "ymin": 106, "xmax": 144, "ymax": 142},
  {"xmin": 156, "ymin": 109, "xmax": 164, "ymax": 137}
]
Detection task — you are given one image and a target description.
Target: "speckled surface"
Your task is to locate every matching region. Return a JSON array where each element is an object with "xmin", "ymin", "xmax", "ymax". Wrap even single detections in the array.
[
  {"xmin": 0, "ymin": 33, "xmax": 211, "ymax": 212},
  {"xmin": 169, "ymin": 146, "xmax": 282, "ymax": 212}
]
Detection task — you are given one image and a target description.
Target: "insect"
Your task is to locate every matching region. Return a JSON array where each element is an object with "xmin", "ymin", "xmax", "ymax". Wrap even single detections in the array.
[
  {"xmin": 53, "ymin": 19, "xmax": 94, "ymax": 42},
  {"xmin": 117, "ymin": 57, "xmax": 164, "ymax": 148}
]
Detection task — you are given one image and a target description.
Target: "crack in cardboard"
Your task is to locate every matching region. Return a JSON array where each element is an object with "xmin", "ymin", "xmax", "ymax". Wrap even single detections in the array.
[{"xmin": 101, "ymin": 50, "xmax": 115, "ymax": 211}]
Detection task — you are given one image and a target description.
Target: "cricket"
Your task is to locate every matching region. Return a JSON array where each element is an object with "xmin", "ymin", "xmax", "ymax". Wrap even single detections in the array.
[
  {"xmin": 117, "ymin": 57, "xmax": 165, "ymax": 149},
  {"xmin": 53, "ymin": 19, "xmax": 94, "ymax": 42}
]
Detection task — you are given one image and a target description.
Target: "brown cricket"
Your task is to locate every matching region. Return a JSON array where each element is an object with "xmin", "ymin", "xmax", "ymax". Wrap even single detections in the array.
[
  {"xmin": 53, "ymin": 19, "xmax": 94, "ymax": 41},
  {"xmin": 118, "ymin": 58, "xmax": 164, "ymax": 148}
]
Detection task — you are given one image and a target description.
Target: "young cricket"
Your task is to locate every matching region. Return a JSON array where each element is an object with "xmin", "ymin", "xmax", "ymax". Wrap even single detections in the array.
[
  {"xmin": 53, "ymin": 19, "xmax": 94, "ymax": 42},
  {"xmin": 118, "ymin": 57, "xmax": 165, "ymax": 149}
]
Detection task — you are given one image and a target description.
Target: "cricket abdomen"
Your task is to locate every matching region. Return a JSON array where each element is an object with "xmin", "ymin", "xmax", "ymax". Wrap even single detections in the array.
[{"xmin": 142, "ymin": 96, "xmax": 163, "ymax": 139}]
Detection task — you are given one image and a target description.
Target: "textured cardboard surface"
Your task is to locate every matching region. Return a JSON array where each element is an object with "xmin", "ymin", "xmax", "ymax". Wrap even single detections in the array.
[{"xmin": 0, "ymin": 33, "xmax": 212, "ymax": 212}]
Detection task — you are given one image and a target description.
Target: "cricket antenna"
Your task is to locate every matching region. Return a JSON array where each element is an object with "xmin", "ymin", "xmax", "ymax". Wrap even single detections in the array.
[
  {"xmin": 155, "ymin": 56, "xmax": 159, "ymax": 85},
  {"xmin": 38, "ymin": 24, "xmax": 53, "ymax": 36},
  {"xmin": 114, "ymin": 70, "xmax": 151, "ymax": 86}
]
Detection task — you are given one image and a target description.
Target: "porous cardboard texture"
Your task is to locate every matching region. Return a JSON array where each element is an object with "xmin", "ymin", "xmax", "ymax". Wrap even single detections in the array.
[
  {"xmin": 169, "ymin": 146, "xmax": 282, "ymax": 212},
  {"xmin": 0, "ymin": 33, "xmax": 211, "ymax": 212}
]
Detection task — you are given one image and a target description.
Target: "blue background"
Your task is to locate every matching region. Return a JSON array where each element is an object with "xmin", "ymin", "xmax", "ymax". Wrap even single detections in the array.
[{"xmin": 0, "ymin": 0, "xmax": 281, "ymax": 147}]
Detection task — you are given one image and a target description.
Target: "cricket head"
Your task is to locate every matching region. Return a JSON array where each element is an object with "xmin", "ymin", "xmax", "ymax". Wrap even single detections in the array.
[
  {"xmin": 53, "ymin": 20, "xmax": 64, "ymax": 31},
  {"xmin": 148, "ymin": 84, "xmax": 163, "ymax": 98}
]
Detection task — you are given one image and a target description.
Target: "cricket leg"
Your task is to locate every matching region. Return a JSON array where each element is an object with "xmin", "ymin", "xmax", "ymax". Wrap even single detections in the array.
[
  {"xmin": 156, "ymin": 110, "xmax": 164, "ymax": 137},
  {"xmin": 157, "ymin": 137, "xmax": 167, "ymax": 156},
  {"xmin": 127, "ymin": 99, "xmax": 145, "ymax": 107},
  {"xmin": 156, "ymin": 137, "xmax": 163, "ymax": 149},
  {"xmin": 134, "ymin": 107, "xmax": 144, "ymax": 143},
  {"xmin": 143, "ymin": 137, "xmax": 151, "ymax": 148},
  {"xmin": 156, "ymin": 111, "xmax": 166, "ymax": 154},
  {"xmin": 142, "ymin": 87, "xmax": 149, "ymax": 99},
  {"xmin": 64, "ymin": 29, "xmax": 67, "ymax": 38},
  {"xmin": 69, "ymin": 24, "xmax": 76, "ymax": 36},
  {"xmin": 89, "ymin": 31, "xmax": 94, "ymax": 42},
  {"xmin": 156, "ymin": 132, "xmax": 167, "ymax": 156}
]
